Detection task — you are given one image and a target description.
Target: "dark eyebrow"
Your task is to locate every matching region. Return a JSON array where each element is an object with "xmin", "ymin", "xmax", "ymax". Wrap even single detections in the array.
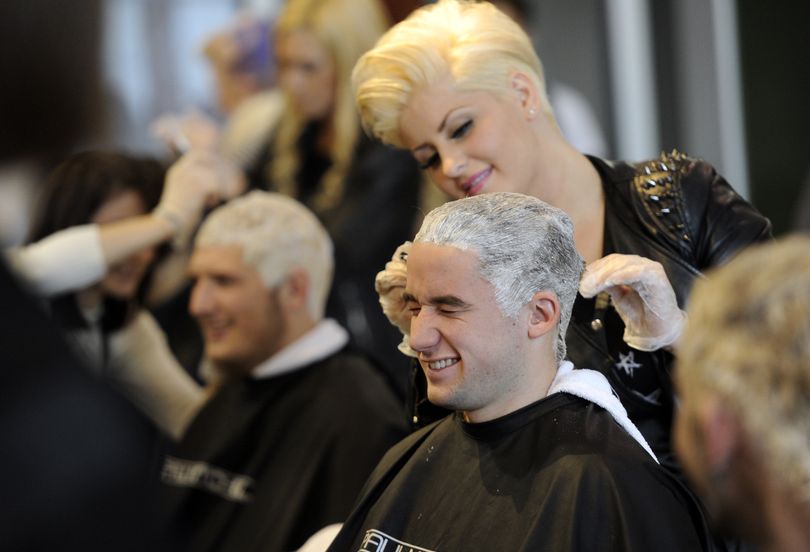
[
  {"xmin": 402, "ymin": 293, "xmax": 470, "ymax": 309},
  {"xmin": 430, "ymin": 295, "xmax": 471, "ymax": 309},
  {"xmin": 437, "ymin": 112, "xmax": 449, "ymax": 134}
]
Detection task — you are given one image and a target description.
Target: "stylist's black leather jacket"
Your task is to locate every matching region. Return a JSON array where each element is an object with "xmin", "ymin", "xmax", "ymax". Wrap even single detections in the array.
[
  {"xmin": 566, "ymin": 151, "xmax": 771, "ymax": 471},
  {"xmin": 588, "ymin": 151, "xmax": 771, "ymax": 305}
]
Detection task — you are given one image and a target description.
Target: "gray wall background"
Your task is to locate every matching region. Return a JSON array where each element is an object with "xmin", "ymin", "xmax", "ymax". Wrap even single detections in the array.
[{"xmin": 522, "ymin": 0, "xmax": 808, "ymax": 235}]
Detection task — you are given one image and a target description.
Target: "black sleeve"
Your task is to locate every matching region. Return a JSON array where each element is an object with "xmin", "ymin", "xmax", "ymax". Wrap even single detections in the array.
[{"xmin": 681, "ymin": 159, "xmax": 772, "ymax": 269}]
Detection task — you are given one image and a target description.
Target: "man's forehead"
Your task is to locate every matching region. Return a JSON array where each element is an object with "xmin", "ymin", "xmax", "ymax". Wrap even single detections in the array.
[
  {"xmin": 406, "ymin": 242, "xmax": 485, "ymax": 295},
  {"xmin": 409, "ymin": 241, "xmax": 477, "ymax": 269},
  {"xmin": 189, "ymin": 243, "xmax": 248, "ymax": 272}
]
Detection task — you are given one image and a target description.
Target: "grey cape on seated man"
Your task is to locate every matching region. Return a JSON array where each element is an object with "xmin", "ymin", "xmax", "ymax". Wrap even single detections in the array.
[
  {"xmin": 327, "ymin": 193, "xmax": 712, "ymax": 552},
  {"xmin": 159, "ymin": 191, "xmax": 408, "ymax": 552}
]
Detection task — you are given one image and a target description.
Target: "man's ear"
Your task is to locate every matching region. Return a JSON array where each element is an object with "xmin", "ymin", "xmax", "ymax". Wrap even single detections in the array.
[
  {"xmin": 699, "ymin": 397, "xmax": 741, "ymax": 473},
  {"xmin": 278, "ymin": 268, "xmax": 310, "ymax": 311},
  {"xmin": 527, "ymin": 290, "xmax": 559, "ymax": 339},
  {"xmin": 510, "ymin": 71, "xmax": 540, "ymax": 120}
]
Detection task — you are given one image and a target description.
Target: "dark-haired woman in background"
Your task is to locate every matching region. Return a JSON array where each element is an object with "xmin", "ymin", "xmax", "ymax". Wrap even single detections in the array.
[{"xmin": 9, "ymin": 150, "xmax": 239, "ymax": 437}]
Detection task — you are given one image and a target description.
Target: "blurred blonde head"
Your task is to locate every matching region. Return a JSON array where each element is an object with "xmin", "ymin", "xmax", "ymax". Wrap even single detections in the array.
[
  {"xmin": 272, "ymin": 0, "xmax": 390, "ymax": 211},
  {"xmin": 352, "ymin": 0, "xmax": 554, "ymax": 148},
  {"xmin": 677, "ymin": 235, "xmax": 810, "ymax": 502},
  {"xmin": 195, "ymin": 191, "xmax": 334, "ymax": 320}
]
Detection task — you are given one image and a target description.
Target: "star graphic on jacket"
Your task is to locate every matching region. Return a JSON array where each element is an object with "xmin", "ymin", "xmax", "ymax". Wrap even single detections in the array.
[{"xmin": 615, "ymin": 351, "xmax": 642, "ymax": 377}]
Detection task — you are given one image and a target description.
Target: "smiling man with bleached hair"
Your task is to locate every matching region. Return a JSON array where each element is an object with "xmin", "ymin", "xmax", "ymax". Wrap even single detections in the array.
[
  {"xmin": 326, "ymin": 192, "xmax": 712, "ymax": 551},
  {"xmin": 160, "ymin": 191, "xmax": 407, "ymax": 552}
]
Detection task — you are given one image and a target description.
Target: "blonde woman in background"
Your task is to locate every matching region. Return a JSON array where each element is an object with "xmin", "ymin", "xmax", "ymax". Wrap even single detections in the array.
[{"xmin": 247, "ymin": 0, "xmax": 421, "ymax": 397}]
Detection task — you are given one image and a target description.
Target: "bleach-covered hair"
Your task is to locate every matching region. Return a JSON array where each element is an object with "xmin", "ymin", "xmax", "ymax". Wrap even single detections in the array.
[
  {"xmin": 415, "ymin": 192, "xmax": 583, "ymax": 362},
  {"xmin": 677, "ymin": 235, "xmax": 810, "ymax": 503},
  {"xmin": 352, "ymin": 0, "xmax": 554, "ymax": 148},
  {"xmin": 195, "ymin": 191, "xmax": 333, "ymax": 319}
]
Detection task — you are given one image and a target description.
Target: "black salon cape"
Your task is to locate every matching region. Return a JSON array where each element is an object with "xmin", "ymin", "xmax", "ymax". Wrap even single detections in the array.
[
  {"xmin": 328, "ymin": 393, "xmax": 712, "ymax": 552},
  {"xmin": 159, "ymin": 349, "xmax": 409, "ymax": 552}
]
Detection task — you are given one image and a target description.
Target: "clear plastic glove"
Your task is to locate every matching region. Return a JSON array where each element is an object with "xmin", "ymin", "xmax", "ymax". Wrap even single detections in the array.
[
  {"xmin": 155, "ymin": 151, "xmax": 245, "ymax": 241},
  {"xmin": 579, "ymin": 253, "xmax": 686, "ymax": 351},
  {"xmin": 375, "ymin": 241, "xmax": 417, "ymax": 358}
]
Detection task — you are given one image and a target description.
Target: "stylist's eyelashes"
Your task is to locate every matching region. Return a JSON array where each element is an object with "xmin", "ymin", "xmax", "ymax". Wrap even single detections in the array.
[{"xmin": 451, "ymin": 120, "xmax": 472, "ymax": 139}]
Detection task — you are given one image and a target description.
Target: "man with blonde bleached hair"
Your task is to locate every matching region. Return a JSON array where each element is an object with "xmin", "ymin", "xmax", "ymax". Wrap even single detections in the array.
[
  {"xmin": 326, "ymin": 192, "xmax": 712, "ymax": 551},
  {"xmin": 159, "ymin": 191, "xmax": 407, "ymax": 552}
]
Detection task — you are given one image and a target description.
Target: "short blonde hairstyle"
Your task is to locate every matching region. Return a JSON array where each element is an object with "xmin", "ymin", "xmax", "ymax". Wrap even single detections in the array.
[
  {"xmin": 271, "ymin": 0, "xmax": 390, "ymax": 212},
  {"xmin": 677, "ymin": 235, "xmax": 810, "ymax": 502},
  {"xmin": 352, "ymin": 0, "xmax": 554, "ymax": 148},
  {"xmin": 195, "ymin": 191, "xmax": 334, "ymax": 320}
]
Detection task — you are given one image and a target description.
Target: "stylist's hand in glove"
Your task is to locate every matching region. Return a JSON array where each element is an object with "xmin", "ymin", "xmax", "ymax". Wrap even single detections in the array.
[
  {"xmin": 375, "ymin": 241, "xmax": 417, "ymax": 357},
  {"xmin": 156, "ymin": 151, "xmax": 245, "ymax": 236},
  {"xmin": 579, "ymin": 254, "xmax": 686, "ymax": 351}
]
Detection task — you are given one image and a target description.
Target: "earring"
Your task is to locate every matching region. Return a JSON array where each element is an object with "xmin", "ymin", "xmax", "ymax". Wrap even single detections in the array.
[{"xmin": 528, "ymin": 106, "xmax": 537, "ymax": 118}]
